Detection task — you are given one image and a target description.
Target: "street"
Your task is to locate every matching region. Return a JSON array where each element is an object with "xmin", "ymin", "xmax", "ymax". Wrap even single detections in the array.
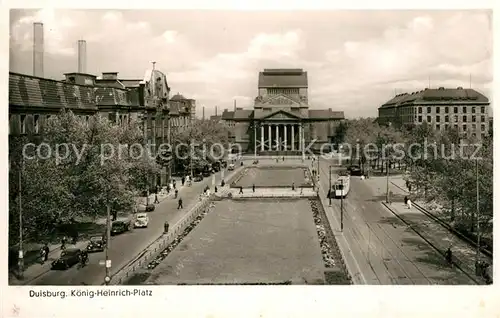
[
  {"xmin": 31, "ymin": 169, "xmax": 230, "ymax": 285},
  {"xmin": 317, "ymin": 157, "xmax": 475, "ymax": 284}
]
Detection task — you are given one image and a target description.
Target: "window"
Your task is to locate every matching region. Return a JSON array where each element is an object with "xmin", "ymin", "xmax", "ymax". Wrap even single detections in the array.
[
  {"xmin": 418, "ymin": 107, "xmax": 422, "ymax": 114},
  {"xmin": 462, "ymin": 106, "xmax": 467, "ymax": 113},
  {"xmin": 436, "ymin": 124, "xmax": 440, "ymax": 130},
  {"xmin": 481, "ymin": 133, "xmax": 486, "ymax": 139},
  {"xmin": 481, "ymin": 106, "xmax": 485, "ymax": 113},
  {"xmin": 454, "ymin": 115, "xmax": 458, "ymax": 122},
  {"xmin": 472, "ymin": 124, "xmax": 476, "ymax": 130},
  {"xmin": 472, "ymin": 115, "xmax": 476, "ymax": 122},
  {"xmin": 445, "ymin": 115, "xmax": 449, "ymax": 122},
  {"xmin": 418, "ymin": 116, "xmax": 422, "ymax": 123},
  {"xmin": 427, "ymin": 116, "xmax": 431, "ymax": 122},
  {"xmin": 436, "ymin": 107, "xmax": 440, "ymax": 114},
  {"xmin": 20, "ymin": 115, "xmax": 26, "ymax": 134},
  {"xmin": 481, "ymin": 116, "xmax": 485, "ymax": 122},
  {"xmin": 427, "ymin": 107, "xmax": 431, "ymax": 113},
  {"xmin": 445, "ymin": 124, "xmax": 449, "ymax": 130},
  {"xmin": 445, "ymin": 106, "xmax": 449, "ymax": 113},
  {"xmin": 462, "ymin": 124, "xmax": 467, "ymax": 131},
  {"xmin": 454, "ymin": 124, "xmax": 458, "ymax": 130},
  {"xmin": 481, "ymin": 124, "xmax": 486, "ymax": 131},
  {"xmin": 472, "ymin": 133, "xmax": 476, "ymax": 137},
  {"xmin": 34, "ymin": 115, "xmax": 40, "ymax": 134},
  {"xmin": 436, "ymin": 115, "xmax": 441, "ymax": 123},
  {"xmin": 472, "ymin": 107, "xmax": 476, "ymax": 113},
  {"xmin": 462, "ymin": 115, "xmax": 467, "ymax": 122},
  {"xmin": 454, "ymin": 107, "xmax": 458, "ymax": 114}
]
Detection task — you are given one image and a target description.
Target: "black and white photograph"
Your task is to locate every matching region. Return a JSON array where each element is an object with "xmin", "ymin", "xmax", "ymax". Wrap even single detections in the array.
[{"xmin": 4, "ymin": 4, "xmax": 497, "ymax": 317}]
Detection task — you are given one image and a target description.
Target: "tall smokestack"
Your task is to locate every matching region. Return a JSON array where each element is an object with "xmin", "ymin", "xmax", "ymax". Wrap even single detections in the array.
[
  {"xmin": 202, "ymin": 106, "xmax": 205, "ymax": 120},
  {"xmin": 78, "ymin": 40, "xmax": 87, "ymax": 73},
  {"xmin": 215, "ymin": 106, "xmax": 218, "ymax": 116},
  {"xmin": 33, "ymin": 22, "xmax": 44, "ymax": 77}
]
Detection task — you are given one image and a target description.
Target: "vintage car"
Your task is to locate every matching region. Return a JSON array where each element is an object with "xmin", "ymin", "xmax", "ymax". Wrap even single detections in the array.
[
  {"xmin": 51, "ymin": 248, "xmax": 82, "ymax": 270},
  {"xmin": 193, "ymin": 174, "xmax": 203, "ymax": 182},
  {"xmin": 86, "ymin": 235, "xmax": 106, "ymax": 253},
  {"xmin": 347, "ymin": 165, "xmax": 362, "ymax": 176},
  {"xmin": 227, "ymin": 163, "xmax": 235, "ymax": 171},
  {"xmin": 111, "ymin": 220, "xmax": 132, "ymax": 236},
  {"xmin": 134, "ymin": 213, "xmax": 149, "ymax": 228}
]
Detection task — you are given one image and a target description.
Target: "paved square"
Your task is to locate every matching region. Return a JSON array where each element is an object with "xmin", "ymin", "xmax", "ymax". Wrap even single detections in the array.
[
  {"xmin": 146, "ymin": 199, "xmax": 325, "ymax": 284},
  {"xmin": 232, "ymin": 167, "xmax": 311, "ymax": 188}
]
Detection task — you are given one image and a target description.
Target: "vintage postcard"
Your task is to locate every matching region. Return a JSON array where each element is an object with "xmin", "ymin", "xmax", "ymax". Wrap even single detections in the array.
[{"xmin": 3, "ymin": 2, "xmax": 498, "ymax": 317}]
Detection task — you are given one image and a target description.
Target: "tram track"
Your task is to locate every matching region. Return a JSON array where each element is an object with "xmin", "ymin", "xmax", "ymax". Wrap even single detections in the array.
[{"xmin": 390, "ymin": 181, "xmax": 493, "ymax": 260}]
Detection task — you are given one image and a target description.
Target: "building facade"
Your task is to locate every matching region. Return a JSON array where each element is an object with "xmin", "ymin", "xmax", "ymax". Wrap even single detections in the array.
[
  {"xmin": 168, "ymin": 93, "xmax": 196, "ymax": 133},
  {"xmin": 221, "ymin": 69, "xmax": 344, "ymax": 154},
  {"xmin": 378, "ymin": 87, "xmax": 490, "ymax": 138},
  {"xmin": 9, "ymin": 68, "xmax": 172, "ymax": 186}
]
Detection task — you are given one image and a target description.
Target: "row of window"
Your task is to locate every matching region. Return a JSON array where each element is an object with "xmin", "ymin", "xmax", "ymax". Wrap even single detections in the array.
[
  {"xmin": 417, "ymin": 115, "xmax": 487, "ymax": 123},
  {"xmin": 12, "ymin": 114, "xmax": 91, "ymax": 135},
  {"xmin": 418, "ymin": 106, "xmax": 486, "ymax": 114},
  {"xmin": 267, "ymin": 88, "xmax": 300, "ymax": 96}
]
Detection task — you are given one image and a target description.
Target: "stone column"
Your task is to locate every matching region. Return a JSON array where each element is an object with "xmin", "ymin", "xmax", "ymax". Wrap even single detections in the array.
[
  {"xmin": 261, "ymin": 124, "xmax": 264, "ymax": 151},
  {"xmin": 291, "ymin": 124, "xmax": 295, "ymax": 151},
  {"xmin": 268, "ymin": 124, "xmax": 272, "ymax": 151},
  {"xmin": 284, "ymin": 124, "xmax": 287, "ymax": 151},
  {"xmin": 298, "ymin": 124, "xmax": 302, "ymax": 151},
  {"xmin": 275, "ymin": 124, "xmax": 279, "ymax": 151}
]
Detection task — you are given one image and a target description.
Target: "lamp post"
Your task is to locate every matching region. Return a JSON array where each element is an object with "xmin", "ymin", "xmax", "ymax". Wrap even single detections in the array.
[
  {"xmin": 385, "ymin": 160, "xmax": 390, "ymax": 203},
  {"xmin": 18, "ymin": 155, "xmax": 24, "ymax": 279},
  {"xmin": 340, "ymin": 178, "xmax": 344, "ymax": 232},
  {"xmin": 104, "ymin": 204, "xmax": 111, "ymax": 285},
  {"xmin": 475, "ymin": 158, "xmax": 481, "ymax": 272},
  {"xmin": 328, "ymin": 165, "xmax": 332, "ymax": 206}
]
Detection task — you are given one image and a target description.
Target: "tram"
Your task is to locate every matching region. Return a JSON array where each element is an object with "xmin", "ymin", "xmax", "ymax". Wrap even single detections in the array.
[{"xmin": 333, "ymin": 175, "xmax": 350, "ymax": 198}]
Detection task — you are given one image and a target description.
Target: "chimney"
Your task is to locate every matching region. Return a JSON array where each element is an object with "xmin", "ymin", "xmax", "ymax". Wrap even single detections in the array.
[
  {"xmin": 202, "ymin": 106, "xmax": 205, "ymax": 120},
  {"xmin": 77, "ymin": 40, "xmax": 87, "ymax": 73},
  {"xmin": 33, "ymin": 22, "xmax": 44, "ymax": 77},
  {"xmin": 215, "ymin": 106, "xmax": 218, "ymax": 116}
]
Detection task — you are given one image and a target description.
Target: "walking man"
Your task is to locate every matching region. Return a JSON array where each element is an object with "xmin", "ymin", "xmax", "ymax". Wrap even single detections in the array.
[
  {"xmin": 175, "ymin": 189, "xmax": 179, "ymax": 199},
  {"xmin": 292, "ymin": 182, "xmax": 295, "ymax": 191},
  {"xmin": 252, "ymin": 184, "xmax": 255, "ymax": 193},
  {"xmin": 239, "ymin": 186, "xmax": 243, "ymax": 194},
  {"xmin": 43, "ymin": 243, "xmax": 49, "ymax": 262},
  {"xmin": 60, "ymin": 236, "xmax": 67, "ymax": 251},
  {"xmin": 177, "ymin": 197, "xmax": 183, "ymax": 209},
  {"xmin": 154, "ymin": 193, "xmax": 160, "ymax": 204},
  {"xmin": 407, "ymin": 198, "xmax": 412, "ymax": 209},
  {"xmin": 404, "ymin": 196, "xmax": 408, "ymax": 205},
  {"xmin": 164, "ymin": 221, "xmax": 169, "ymax": 234}
]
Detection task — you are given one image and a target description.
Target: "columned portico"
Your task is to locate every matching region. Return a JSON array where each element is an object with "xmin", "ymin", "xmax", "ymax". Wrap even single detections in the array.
[{"xmin": 258, "ymin": 122, "xmax": 302, "ymax": 152}]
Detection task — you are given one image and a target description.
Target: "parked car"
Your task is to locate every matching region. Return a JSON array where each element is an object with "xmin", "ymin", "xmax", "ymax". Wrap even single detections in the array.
[
  {"xmin": 86, "ymin": 235, "xmax": 106, "ymax": 253},
  {"xmin": 51, "ymin": 248, "xmax": 82, "ymax": 270},
  {"xmin": 111, "ymin": 220, "xmax": 132, "ymax": 236},
  {"xmin": 137, "ymin": 203, "xmax": 155, "ymax": 212},
  {"xmin": 194, "ymin": 174, "xmax": 203, "ymax": 182},
  {"xmin": 348, "ymin": 165, "xmax": 362, "ymax": 176},
  {"xmin": 134, "ymin": 213, "xmax": 149, "ymax": 228},
  {"xmin": 228, "ymin": 163, "xmax": 235, "ymax": 171}
]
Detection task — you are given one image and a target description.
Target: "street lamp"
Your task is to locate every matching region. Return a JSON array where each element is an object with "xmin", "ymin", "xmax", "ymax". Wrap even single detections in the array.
[
  {"xmin": 328, "ymin": 165, "xmax": 333, "ymax": 206},
  {"xmin": 104, "ymin": 204, "xmax": 112, "ymax": 285},
  {"xmin": 385, "ymin": 160, "xmax": 390, "ymax": 203},
  {"xmin": 340, "ymin": 178, "xmax": 344, "ymax": 232},
  {"xmin": 475, "ymin": 158, "xmax": 481, "ymax": 273}
]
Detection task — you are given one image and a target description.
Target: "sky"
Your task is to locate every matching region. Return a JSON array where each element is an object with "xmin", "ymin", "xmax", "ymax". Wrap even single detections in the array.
[{"xmin": 9, "ymin": 9, "xmax": 493, "ymax": 118}]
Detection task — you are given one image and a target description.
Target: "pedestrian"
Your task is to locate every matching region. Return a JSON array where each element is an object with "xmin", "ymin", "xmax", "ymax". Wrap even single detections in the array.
[
  {"xmin": 61, "ymin": 236, "xmax": 67, "ymax": 251},
  {"xmin": 404, "ymin": 196, "xmax": 408, "ymax": 205},
  {"xmin": 181, "ymin": 177, "xmax": 185, "ymax": 186},
  {"xmin": 239, "ymin": 186, "xmax": 243, "ymax": 194},
  {"xmin": 282, "ymin": 156, "xmax": 285, "ymax": 161},
  {"xmin": 206, "ymin": 188, "xmax": 211, "ymax": 196},
  {"xmin": 215, "ymin": 186, "xmax": 218, "ymax": 193},
  {"xmin": 154, "ymin": 193, "xmax": 159, "ymax": 204},
  {"xmin": 408, "ymin": 183, "xmax": 412, "ymax": 192},
  {"xmin": 177, "ymin": 197, "xmax": 183, "ymax": 209},
  {"xmin": 175, "ymin": 189, "xmax": 179, "ymax": 199},
  {"xmin": 173, "ymin": 180, "xmax": 177, "ymax": 189},
  {"xmin": 301, "ymin": 187, "xmax": 303, "ymax": 195},
  {"xmin": 292, "ymin": 182, "xmax": 295, "ymax": 191},
  {"xmin": 407, "ymin": 198, "xmax": 412, "ymax": 209},
  {"xmin": 72, "ymin": 231, "xmax": 78, "ymax": 245},
  {"xmin": 164, "ymin": 221, "xmax": 169, "ymax": 233},
  {"xmin": 40, "ymin": 247, "xmax": 46, "ymax": 264},
  {"xmin": 445, "ymin": 246, "xmax": 452, "ymax": 265},
  {"xmin": 252, "ymin": 184, "xmax": 255, "ymax": 193},
  {"xmin": 43, "ymin": 243, "xmax": 49, "ymax": 262},
  {"xmin": 221, "ymin": 179, "xmax": 225, "ymax": 187},
  {"xmin": 166, "ymin": 185, "xmax": 170, "ymax": 194}
]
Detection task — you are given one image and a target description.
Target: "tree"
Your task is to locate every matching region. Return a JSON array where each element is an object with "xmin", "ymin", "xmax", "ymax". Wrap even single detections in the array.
[
  {"xmin": 171, "ymin": 119, "xmax": 232, "ymax": 173},
  {"xmin": 9, "ymin": 110, "xmax": 159, "ymax": 243}
]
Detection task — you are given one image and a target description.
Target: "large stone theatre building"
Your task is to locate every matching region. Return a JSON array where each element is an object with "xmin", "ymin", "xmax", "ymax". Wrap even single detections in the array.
[{"xmin": 221, "ymin": 69, "xmax": 344, "ymax": 154}]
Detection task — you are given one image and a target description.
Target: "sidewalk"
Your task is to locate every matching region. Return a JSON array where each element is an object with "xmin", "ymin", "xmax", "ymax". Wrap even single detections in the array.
[
  {"xmin": 228, "ymin": 187, "xmax": 317, "ymax": 198},
  {"xmin": 383, "ymin": 201, "xmax": 489, "ymax": 284}
]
